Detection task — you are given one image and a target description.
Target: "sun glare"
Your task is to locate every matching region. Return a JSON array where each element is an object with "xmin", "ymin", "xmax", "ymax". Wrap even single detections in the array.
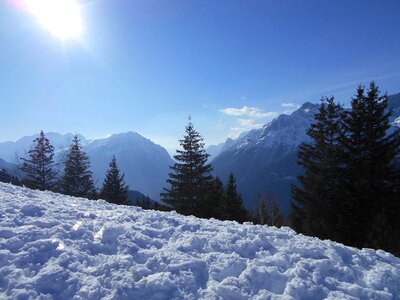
[{"xmin": 24, "ymin": 0, "xmax": 82, "ymax": 40}]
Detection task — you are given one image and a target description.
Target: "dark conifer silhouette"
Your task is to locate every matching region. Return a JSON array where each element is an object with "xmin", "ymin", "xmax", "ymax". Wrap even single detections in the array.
[
  {"xmin": 222, "ymin": 173, "xmax": 247, "ymax": 222},
  {"xmin": 0, "ymin": 169, "xmax": 20, "ymax": 185},
  {"xmin": 60, "ymin": 135, "xmax": 96, "ymax": 199},
  {"xmin": 161, "ymin": 119, "xmax": 213, "ymax": 215},
  {"xmin": 20, "ymin": 131, "xmax": 58, "ymax": 191},
  {"xmin": 100, "ymin": 155, "xmax": 129, "ymax": 205},
  {"xmin": 291, "ymin": 97, "xmax": 343, "ymax": 239},
  {"xmin": 339, "ymin": 82, "xmax": 400, "ymax": 251},
  {"xmin": 200, "ymin": 176, "xmax": 225, "ymax": 219},
  {"xmin": 291, "ymin": 83, "xmax": 400, "ymax": 255}
]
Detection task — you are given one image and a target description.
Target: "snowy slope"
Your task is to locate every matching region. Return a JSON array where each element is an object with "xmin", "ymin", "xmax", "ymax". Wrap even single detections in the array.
[{"xmin": 1, "ymin": 183, "xmax": 399, "ymax": 299}]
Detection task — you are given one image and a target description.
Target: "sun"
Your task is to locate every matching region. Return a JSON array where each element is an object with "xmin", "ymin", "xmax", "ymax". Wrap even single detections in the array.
[{"xmin": 24, "ymin": 0, "xmax": 83, "ymax": 40}]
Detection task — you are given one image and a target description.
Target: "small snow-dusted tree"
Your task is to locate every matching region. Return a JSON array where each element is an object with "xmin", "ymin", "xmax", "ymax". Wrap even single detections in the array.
[
  {"xmin": 20, "ymin": 131, "xmax": 58, "ymax": 191},
  {"xmin": 60, "ymin": 135, "xmax": 96, "ymax": 199},
  {"xmin": 161, "ymin": 119, "xmax": 213, "ymax": 216},
  {"xmin": 100, "ymin": 155, "xmax": 129, "ymax": 205}
]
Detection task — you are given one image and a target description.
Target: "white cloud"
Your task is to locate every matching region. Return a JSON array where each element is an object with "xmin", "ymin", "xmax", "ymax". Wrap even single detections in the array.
[
  {"xmin": 219, "ymin": 106, "xmax": 277, "ymax": 139},
  {"xmin": 281, "ymin": 103, "xmax": 300, "ymax": 109},
  {"xmin": 281, "ymin": 103, "xmax": 300, "ymax": 114},
  {"xmin": 219, "ymin": 106, "xmax": 277, "ymax": 119},
  {"xmin": 237, "ymin": 118, "xmax": 263, "ymax": 128}
]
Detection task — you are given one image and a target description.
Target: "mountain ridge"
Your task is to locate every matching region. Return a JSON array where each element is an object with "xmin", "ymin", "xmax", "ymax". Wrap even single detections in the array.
[{"xmin": 0, "ymin": 131, "xmax": 174, "ymax": 200}]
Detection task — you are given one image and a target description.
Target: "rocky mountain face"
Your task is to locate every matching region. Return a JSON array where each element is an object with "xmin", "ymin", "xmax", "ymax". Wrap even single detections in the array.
[{"xmin": 211, "ymin": 102, "xmax": 319, "ymax": 214}]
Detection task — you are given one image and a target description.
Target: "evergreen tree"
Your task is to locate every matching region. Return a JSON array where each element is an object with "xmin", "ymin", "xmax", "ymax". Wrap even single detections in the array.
[
  {"xmin": 60, "ymin": 135, "xmax": 96, "ymax": 199},
  {"xmin": 100, "ymin": 155, "xmax": 129, "ymax": 205},
  {"xmin": 201, "ymin": 176, "xmax": 225, "ymax": 219},
  {"xmin": 339, "ymin": 82, "xmax": 400, "ymax": 250},
  {"xmin": 222, "ymin": 173, "xmax": 247, "ymax": 222},
  {"xmin": 161, "ymin": 119, "xmax": 213, "ymax": 216},
  {"xmin": 143, "ymin": 196, "xmax": 152, "ymax": 209},
  {"xmin": 0, "ymin": 169, "xmax": 20, "ymax": 185},
  {"xmin": 291, "ymin": 83, "xmax": 400, "ymax": 255},
  {"xmin": 291, "ymin": 97, "xmax": 344, "ymax": 239},
  {"xmin": 20, "ymin": 131, "xmax": 58, "ymax": 191}
]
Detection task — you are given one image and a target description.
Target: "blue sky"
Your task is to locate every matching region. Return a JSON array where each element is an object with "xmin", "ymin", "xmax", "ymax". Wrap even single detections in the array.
[{"xmin": 1, "ymin": 0, "xmax": 400, "ymax": 154}]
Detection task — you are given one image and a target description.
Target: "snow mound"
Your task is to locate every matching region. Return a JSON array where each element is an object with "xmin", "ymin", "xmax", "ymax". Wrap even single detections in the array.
[{"xmin": 0, "ymin": 183, "xmax": 399, "ymax": 299}]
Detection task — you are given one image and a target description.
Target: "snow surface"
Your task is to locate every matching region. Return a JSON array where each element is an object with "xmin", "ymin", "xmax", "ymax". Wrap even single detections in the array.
[{"xmin": 1, "ymin": 183, "xmax": 399, "ymax": 299}]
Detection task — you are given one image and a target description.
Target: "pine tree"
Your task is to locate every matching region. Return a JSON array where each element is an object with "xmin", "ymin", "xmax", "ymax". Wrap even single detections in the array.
[
  {"xmin": 60, "ymin": 135, "xmax": 96, "ymax": 199},
  {"xmin": 222, "ymin": 173, "xmax": 247, "ymax": 222},
  {"xmin": 20, "ymin": 131, "xmax": 58, "ymax": 191},
  {"xmin": 100, "ymin": 155, "xmax": 129, "ymax": 205},
  {"xmin": 0, "ymin": 169, "xmax": 20, "ymax": 185},
  {"xmin": 201, "ymin": 176, "xmax": 225, "ymax": 219},
  {"xmin": 291, "ymin": 97, "xmax": 344, "ymax": 239},
  {"xmin": 161, "ymin": 119, "xmax": 213, "ymax": 216},
  {"xmin": 339, "ymin": 82, "xmax": 400, "ymax": 250}
]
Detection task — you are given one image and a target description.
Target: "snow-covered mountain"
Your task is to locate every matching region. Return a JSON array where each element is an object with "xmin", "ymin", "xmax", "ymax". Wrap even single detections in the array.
[
  {"xmin": 0, "ymin": 132, "xmax": 83, "ymax": 164},
  {"xmin": 206, "ymin": 132, "xmax": 248, "ymax": 162},
  {"xmin": 211, "ymin": 102, "xmax": 319, "ymax": 213},
  {"xmin": 388, "ymin": 92, "xmax": 400, "ymax": 128},
  {"xmin": 0, "ymin": 132, "xmax": 173, "ymax": 200},
  {"xmin": 206, "ymin": 138, "xmax": 234, "ymax": 162},
  {"xmin": 84, "ymin": 132, "xmax": 173, "ymax": 200},
  {"xmin": 212, "ymin": 94, "xmax": 400, "ymax": 214},
  {"xmin": 1, "ymin": 182, "xmax": 399, "ymax": 299}
]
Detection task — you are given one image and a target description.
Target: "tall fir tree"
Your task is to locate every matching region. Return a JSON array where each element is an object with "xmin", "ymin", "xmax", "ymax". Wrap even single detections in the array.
[
  {"xmin": 339, "ymin": 82, "xmax": 400, "ymax": 251},
  {"xmin": 60, "ymin": 135, "xmax": 96, "ymax": 199},
  {"xmin": 20, "ymin": 131, "xmax": 58, "ymax": 191},
  {"xmin": 161, "ymin": 119, "xmax": 213, "ymax": 216},
  {"xmin": 100, "ymin": 155, "xmax": 129, "ymax": 205},
  {"xmin": 291, "ymin": 97, "xmax": 344, "ymax": 239},
  {"xmin": 222, "ymin": 173, "xmax": 247, "ymax": 222}
]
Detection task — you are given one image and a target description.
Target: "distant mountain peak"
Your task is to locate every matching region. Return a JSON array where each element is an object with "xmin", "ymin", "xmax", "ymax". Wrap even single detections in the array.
[
  {"xmin": 110, "ymin": 131, "xmax": 142, "ymax": 138},
  {"xmin": 292, "ymin": 102, "xmax": 319, "ymax": 116}
]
